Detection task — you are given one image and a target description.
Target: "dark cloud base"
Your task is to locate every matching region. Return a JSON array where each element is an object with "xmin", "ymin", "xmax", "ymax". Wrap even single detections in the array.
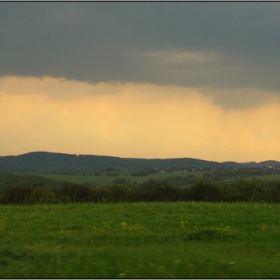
[{"xmin": 1, "ymin": 2, "xmax": 280, "ymax": 108}]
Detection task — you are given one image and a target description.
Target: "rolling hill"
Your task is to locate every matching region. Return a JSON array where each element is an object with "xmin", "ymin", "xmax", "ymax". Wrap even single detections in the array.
[{"xmin": 0, "ymin": 151, "xmax": 279, "ymax": 173}]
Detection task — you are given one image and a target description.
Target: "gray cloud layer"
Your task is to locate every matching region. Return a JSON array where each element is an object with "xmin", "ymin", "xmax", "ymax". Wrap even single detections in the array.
[{"xmin": 1, "ymin": 2, "xmax": 280, "ymax": 107}]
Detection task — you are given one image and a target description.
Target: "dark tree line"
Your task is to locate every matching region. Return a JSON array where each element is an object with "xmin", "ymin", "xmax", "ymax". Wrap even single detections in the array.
[{"xmin": 1, "ymin": 179, "xmax": 280, "ymax": 205}]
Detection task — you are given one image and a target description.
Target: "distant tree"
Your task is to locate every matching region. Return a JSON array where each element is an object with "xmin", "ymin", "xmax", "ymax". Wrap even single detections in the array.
[
  {"xmin": 226, "ymin": 180, "xmax": 261, "ymax": 202},
  {"xmin": 189, "ymin": 179, "xmax": 222, "ymax": 202}
]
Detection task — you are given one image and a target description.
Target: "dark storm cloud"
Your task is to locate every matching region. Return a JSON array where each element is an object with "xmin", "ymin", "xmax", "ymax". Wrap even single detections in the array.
[{"xmin": 1, "ymin": 2, "xmax": 280, "ymax": 96}]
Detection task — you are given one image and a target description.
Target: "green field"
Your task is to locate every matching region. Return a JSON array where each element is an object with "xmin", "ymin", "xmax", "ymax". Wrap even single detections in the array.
[
  {"xmin": 38, "ymin": 171, "xmax": 204, "ymax": 186},
  {"xmin": 38, "ymin": 171, "xmax": 280, "ymax": 188},
  {"xmin": 248, "ymin": 173, "xmax": 280, "ymax": 181},
  {"xmin": 1, "ymin": 202, "xmax": 280, "ymax": 278}
]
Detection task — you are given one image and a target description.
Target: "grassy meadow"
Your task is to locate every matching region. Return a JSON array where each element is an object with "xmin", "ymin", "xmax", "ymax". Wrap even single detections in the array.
[
  {"xmin": 38, "ymin": 170, "xmax": 280, "ymax": 187},
  {"xmin": 0, "ymin": 202, "xmax": 280, "ymax": 278},
  {"xmin": 38, "ymin": 171, "xmax": 204, "ymax": 186}
]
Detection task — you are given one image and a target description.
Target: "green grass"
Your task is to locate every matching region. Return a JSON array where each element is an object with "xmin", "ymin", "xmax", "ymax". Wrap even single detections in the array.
[
  {"xmin": 1, "ymin": 202, "xmax": 280, "ymax": 278},
  {"xmin": 38, "ymin": 173, "xmax": 111, "ymax": 185},
  {"xmin": 248, "ymin": 174, "xmax": 280, "ymax": 181}
]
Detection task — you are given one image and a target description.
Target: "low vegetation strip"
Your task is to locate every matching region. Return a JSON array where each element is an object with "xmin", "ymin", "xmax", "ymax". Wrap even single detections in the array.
[{"xmin": 0, "ymin": 202, "xmax": 280, "ymax": 278}]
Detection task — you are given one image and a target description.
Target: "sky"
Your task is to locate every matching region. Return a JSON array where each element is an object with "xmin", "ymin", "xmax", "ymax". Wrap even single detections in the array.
[{"xmin": 1, "ymin": 2, "xmax": 280, "ymax": 162}]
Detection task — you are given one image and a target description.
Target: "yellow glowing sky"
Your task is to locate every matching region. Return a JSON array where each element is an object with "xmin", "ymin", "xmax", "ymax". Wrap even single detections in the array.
[{"xmin": 1, "ymin": 76, "xmax": 280, "ymax": 162}]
